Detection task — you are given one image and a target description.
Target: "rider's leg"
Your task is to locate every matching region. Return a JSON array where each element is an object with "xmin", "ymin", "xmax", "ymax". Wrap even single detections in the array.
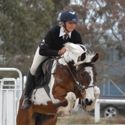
[{"xmin": 22, "ymin": 46, "xmax": 46, "ymax": 109}]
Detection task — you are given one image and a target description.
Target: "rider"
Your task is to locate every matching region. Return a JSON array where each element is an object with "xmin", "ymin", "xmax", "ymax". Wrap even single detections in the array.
[{"xmin": 22, "ymin": 10, "xmax": 83, "ymax": 109}]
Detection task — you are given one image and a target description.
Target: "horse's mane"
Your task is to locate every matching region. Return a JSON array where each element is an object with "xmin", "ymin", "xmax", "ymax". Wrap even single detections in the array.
[
  {"xmin": 74, "ymin": 51, "xmax": 99, "ymax": 66},
  {"xmin": 64, "ymin": 43, "xmax": 86, "ymax": 55},
  {"xmin": 61, "ymin": 43, "xmax": 87, "ymax": 64},
  {"xmin": 85, "ymin": 52, "xmax": 96, "ymax": 61}
]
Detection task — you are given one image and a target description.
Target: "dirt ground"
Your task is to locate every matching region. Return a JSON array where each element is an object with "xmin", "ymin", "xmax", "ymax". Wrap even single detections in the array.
[{"xmin": 56, "ymin": 111, "xmax": 125, "ymax": 125}]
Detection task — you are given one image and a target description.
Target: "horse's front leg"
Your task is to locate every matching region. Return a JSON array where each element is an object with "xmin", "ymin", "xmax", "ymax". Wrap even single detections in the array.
[{"xmin": 57, "ymin": 92, "xmax": 76, "ymax": 116}]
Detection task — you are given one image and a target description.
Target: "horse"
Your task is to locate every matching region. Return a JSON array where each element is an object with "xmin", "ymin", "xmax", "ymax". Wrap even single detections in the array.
[{"xmin": 16, "ymin": 43, "xmax": 100, "ymax": 125}]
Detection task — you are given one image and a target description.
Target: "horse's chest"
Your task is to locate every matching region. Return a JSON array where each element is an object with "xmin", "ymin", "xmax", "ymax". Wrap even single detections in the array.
[{"xmin": 31, "ymin": 88, "xmax": 51, "ymax": 105}]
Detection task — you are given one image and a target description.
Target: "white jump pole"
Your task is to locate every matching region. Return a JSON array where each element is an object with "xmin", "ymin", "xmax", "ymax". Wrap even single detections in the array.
[{"xmin": 95, "ymin": 99, "xmax": 125, "ymax": 123}]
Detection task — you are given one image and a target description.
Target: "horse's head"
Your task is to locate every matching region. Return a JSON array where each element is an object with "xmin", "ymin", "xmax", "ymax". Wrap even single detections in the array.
[
  {"xmin": 75, "ymin": 52, "xmax": 99, "ymax": 106},
  {"xmin": 53, "ymin": 43, "xmax": 100, "ymax": 112},
  {"xmin": 61, "ymin": 43, "xmax": 99, "ymax": 104}
]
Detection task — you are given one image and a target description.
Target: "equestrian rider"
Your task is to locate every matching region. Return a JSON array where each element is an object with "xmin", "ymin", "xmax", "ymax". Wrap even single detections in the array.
[{"xmin": 22, "ymin": 10, "xmax": 83, "ymax": 109}]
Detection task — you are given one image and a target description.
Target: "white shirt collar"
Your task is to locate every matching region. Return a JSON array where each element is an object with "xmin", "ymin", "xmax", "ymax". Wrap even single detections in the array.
[{"xmin": 59, "ymin": 26, "xmax": 71, "ymax": 38}]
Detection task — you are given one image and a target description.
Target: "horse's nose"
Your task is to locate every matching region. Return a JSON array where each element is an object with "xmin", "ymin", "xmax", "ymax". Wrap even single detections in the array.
[{"xmin": 85, "ymin": 98, "xmax": 93, "ymax": 105}]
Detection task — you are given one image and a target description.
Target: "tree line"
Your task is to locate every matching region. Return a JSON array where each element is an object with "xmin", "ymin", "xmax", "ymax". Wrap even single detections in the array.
[{"xmin": 0, "ymin": 0, "xmax": 125, "ymax": 83}]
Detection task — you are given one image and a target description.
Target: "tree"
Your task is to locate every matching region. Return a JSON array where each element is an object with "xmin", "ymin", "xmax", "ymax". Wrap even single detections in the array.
[
  {"xmin": 69, "ymin": 0, "xmax": 125, "ymax": 83},
  {"xmin": 0, "ymin": 0, "xmax": 55, "ymax": 54},
  {"xmin": 0, "ymin": 0, "xmax": 70, "ymax": 73},
  {"xmin": 1, "ymin": 0, "xmax": 125, "ymax": 80}
]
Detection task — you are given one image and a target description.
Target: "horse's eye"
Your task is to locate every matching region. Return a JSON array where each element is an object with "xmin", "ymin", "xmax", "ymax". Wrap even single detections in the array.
[{"xmin": 81, "ymin": 53, "xmax": 86, "ymax": 61}]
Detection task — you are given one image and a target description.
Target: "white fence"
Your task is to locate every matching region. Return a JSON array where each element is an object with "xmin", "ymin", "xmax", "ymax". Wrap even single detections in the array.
[
  {"xmin": 0, "ymin": 68, "xmax": 23, "ymax": 125},
  {"xmin": 94, "ymin": 99, "xmax": 125, "ymax": 123}
]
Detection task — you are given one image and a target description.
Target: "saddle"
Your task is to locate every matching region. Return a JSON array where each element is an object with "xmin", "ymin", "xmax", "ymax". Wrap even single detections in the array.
[{"xmin": 35, "ymin": 58, "xmax": 54, "ymax": 88}]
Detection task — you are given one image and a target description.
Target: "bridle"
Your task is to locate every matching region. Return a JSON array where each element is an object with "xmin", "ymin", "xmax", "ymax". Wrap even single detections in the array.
[
  {"xmin": 66, "ymin": 62, "xmax": 95, "ymax": 93},
  {"xmin": 53, "ymin": 55, "xmax": 95, "ymax": 94}
]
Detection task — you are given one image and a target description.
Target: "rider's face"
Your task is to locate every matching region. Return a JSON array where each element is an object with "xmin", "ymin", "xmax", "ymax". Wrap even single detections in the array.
[{"xmin": 65, "ymin": 21, "xmax": 77, "ymax": 32}]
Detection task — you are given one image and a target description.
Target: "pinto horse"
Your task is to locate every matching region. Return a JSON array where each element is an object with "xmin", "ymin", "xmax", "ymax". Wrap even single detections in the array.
[{"xmin": 16, "ymin": 43, "xmax": 100, "ymax": 125}]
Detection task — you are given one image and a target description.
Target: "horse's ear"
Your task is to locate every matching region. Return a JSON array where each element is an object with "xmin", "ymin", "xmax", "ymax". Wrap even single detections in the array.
[
  {"xmin": 91, "ymin": 53, "xmax": 99, "ymax": 62},
  {"xmin": 81, "ymin": 53, "xmax": 86, "ymax": 61}
]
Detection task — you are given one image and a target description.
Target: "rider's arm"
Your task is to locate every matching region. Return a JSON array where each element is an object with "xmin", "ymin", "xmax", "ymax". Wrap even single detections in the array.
[{"xmin": 39, "ymin": 30, "xmax": 60, "ymax": 56}]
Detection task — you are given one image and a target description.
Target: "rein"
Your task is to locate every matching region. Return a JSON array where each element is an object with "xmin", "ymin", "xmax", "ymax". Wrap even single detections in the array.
[
  {"xmin": 66, "ymin": 63, "xmax": 85, "ymax": 92},
  {"xmin": 53, "ymin": 56, "xmax": 95, "ymax": 93},
  {"xmin": 63, "ymin": 57, "xmax": 95, "ymax": 92},
  {"xmin": 53, "ymin": 57, "xmax": 84, "ymax": 92},
  {"xmin": 66, "ymin": 62, "xmax": 94, "ymax": 91}
]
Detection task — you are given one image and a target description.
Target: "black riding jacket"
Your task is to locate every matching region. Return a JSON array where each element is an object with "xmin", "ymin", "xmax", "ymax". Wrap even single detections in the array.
[{"xmin": 39, "ymin": 25, "xmax": 82, "ymax": 56}]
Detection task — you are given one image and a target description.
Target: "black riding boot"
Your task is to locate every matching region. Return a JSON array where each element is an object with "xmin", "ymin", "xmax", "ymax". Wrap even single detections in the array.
[{"xmin": 22, "ymin": 71, "xmax": 35, "ymax": 109}]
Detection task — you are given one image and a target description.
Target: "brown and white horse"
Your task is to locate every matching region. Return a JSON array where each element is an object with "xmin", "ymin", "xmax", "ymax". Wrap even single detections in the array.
[{"xmin": 16, "ymin": 43, "xmax": 100, "ymax": 125}]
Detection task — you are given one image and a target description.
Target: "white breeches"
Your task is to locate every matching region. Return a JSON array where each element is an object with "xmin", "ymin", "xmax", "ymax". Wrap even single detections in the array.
[{"xmin": 30, "ymin": 46, "xmax": 47, "ymax": 75}]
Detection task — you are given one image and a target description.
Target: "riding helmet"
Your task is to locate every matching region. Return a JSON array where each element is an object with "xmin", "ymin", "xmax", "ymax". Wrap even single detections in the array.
[{"xmin": 60, "ymin": 10, "xmax": 78, "ymax": 23}]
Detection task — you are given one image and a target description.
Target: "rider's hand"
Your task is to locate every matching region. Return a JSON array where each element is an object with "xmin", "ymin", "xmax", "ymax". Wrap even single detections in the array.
[{"xmin": 58, "ymin": 47, "xmax": 66, "ymax": 56}]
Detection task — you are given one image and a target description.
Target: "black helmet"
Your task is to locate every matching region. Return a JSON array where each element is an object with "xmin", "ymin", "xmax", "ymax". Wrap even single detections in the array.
[{"xmin": 60, "ymin": 10, "xmax": 78, "ymax": 23}]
